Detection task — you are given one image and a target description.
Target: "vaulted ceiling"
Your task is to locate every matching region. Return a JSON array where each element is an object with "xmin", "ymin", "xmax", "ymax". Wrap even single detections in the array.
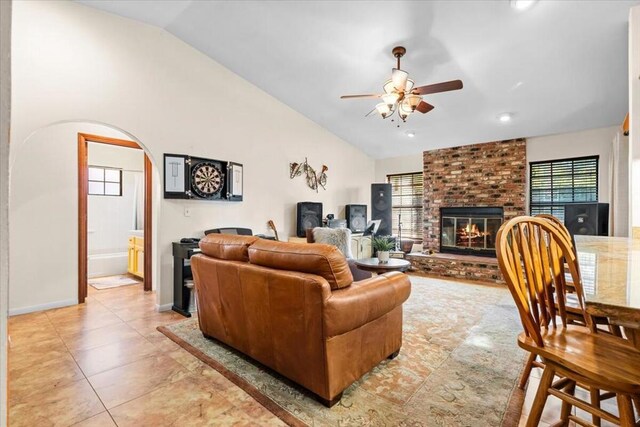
[{"xmin": 77, "ymin": 0, "xmax": 637, "ymax": 158}]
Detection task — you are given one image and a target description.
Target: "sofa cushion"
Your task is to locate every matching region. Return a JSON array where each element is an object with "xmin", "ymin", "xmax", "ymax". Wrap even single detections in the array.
[
  {"xmin": 199, "ymin": 234, "xmax": 259, "ymax": 262},
  {"xmin": 248, "ymin": 239, "xmax": 353, "ymax": 290}
]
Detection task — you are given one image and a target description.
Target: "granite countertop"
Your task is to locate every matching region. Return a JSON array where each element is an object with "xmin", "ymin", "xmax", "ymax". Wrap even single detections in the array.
[{"xmin": 574, "ymin": 235, "xmax": 640, "ymax": 315}]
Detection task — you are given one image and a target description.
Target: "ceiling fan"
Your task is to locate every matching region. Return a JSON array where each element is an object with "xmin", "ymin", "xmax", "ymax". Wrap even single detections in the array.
[{"xmin": 340, "ymin": 46, "xmax": 463, "ymax": 124}]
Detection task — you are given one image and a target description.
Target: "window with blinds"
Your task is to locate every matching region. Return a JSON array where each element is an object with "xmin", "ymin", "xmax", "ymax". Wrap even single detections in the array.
[
  {"xmin": 387, "ymin": 172, "xmax": 423, "ymax": 241},
  {"xmin": 529, "ymin": 156, "xmax": 598, "ymax": 221}
]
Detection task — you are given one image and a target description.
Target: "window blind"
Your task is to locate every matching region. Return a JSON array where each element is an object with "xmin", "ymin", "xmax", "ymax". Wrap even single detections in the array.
[
  {"xmin": 529, "ymin": 156, "xmax": 598, "ymax": 222},
  {"xmin": 387, "ymin": 172, "xmax": 423, "ymax": 241}
]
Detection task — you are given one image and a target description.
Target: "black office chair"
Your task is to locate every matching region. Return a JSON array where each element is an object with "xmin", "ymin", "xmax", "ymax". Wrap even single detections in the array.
[{"xmin": 204, "ymin": 227, "xmax": 253, "ymax": 236}]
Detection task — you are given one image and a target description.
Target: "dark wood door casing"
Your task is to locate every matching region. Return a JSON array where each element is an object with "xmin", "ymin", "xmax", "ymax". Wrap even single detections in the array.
[{"xmin": 77, "ymin": 133, "xmax": 152, "ymax": 303}]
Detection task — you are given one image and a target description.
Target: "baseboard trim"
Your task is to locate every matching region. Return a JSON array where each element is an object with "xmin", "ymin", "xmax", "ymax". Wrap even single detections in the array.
[
  {"xmin": 156, "ymin": 303, "xmax": 173, "ymax": 312},
  {"xmin": 9, "ymin": 298, "xmax": 78, "ymax": 316}
]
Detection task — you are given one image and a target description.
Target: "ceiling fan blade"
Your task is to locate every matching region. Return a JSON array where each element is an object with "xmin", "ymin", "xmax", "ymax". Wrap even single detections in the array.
[
  {"xmin": 412, "ymin": 80, "xmax": 463, "ymax": 95},
  {"xmin": 416, "ymin": 101, "xmax": 435, "ymax": 114},
  {"xmin": 340, "ymin": 94, "xmax": 381, "ymax": 99}
]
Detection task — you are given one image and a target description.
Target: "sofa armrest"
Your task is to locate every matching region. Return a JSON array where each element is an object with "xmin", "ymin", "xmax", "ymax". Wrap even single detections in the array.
[
  {"xmin": 323, "ymin": 272, "xmax": 411, "ymax": 337},
  {"xmin": 347, "ymin": 259, "xmax": 372, "ymax": 281}
]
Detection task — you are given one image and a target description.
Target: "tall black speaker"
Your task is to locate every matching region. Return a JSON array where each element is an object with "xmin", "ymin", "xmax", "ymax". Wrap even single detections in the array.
[
  {"xmin": 346, "ymin": 204, "xmax": 367, "ymax": 233},
  {"xmin": 296, "ymin": 202, "xmax": 323, "ymax": 237},
  {"xmin": 371, "ymin": 183, "xmax": 392, "ymax": 236},
  {"xmin": 564, "ymin": 203, "xmax": 609, "ymax": 237}
]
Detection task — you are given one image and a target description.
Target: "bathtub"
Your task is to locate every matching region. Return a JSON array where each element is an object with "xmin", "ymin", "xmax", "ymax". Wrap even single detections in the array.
[{"xmin": 88, "ymin": 251, "xmax": 128, "ymax": 278}]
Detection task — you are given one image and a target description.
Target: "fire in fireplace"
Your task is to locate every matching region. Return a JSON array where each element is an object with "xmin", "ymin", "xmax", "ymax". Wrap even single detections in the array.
[{"xmin": 440, "ymin": 207, "xmax": 504, "ymax": 257}]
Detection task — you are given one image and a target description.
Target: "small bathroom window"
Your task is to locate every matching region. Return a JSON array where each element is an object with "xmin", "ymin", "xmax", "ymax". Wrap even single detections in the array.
[{"xmin": 88, "ymin": 166, "xmax": 122, "ymax": 196}]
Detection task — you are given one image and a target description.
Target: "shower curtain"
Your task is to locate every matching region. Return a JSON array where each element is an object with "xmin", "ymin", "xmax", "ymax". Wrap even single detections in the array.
[{"xmin": 132, "ymin": 172, "xmax": 144, "ymax": 230}]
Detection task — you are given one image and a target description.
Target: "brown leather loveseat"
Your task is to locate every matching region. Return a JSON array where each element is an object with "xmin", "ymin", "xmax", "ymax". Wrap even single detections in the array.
[{"xmin": 191, "ymin": 234, "xmax": 412, "ymax": 406}]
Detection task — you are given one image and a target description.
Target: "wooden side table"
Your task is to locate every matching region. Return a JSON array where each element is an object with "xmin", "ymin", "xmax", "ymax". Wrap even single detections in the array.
[{"xmin": 354, "ymin": 258, "xmax": 411, "ymax": 274}]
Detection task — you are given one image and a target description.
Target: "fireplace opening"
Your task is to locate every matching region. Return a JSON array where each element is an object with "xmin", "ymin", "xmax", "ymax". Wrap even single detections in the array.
[{"xmin": 440, "ymin": 207, "xmax": 504, "ymax": 257}]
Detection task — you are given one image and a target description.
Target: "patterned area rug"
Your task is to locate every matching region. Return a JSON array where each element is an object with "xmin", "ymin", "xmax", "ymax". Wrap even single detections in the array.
[
  {"xmin": 159, "ymin": 276, "xmax": 526, "ymax": 426},
  {"xmin": 89, "ymin": 274, "xmax": 141, "ymax": 290}
]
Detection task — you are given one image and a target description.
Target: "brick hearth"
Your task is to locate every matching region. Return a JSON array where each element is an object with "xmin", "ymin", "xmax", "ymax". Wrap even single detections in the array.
[
  {"xmin": 409, "ymin": 139, "xmax": 527, "ymax": 283},
  {"xmin": 407, "ymin": 252, "xmax": 503, "ymax": 284}
]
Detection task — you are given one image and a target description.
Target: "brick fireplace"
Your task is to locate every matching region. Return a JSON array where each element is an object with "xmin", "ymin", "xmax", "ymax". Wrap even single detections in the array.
[
  {"xmin": 408, "ymin": 139, "xmax": 526, "ymax": 284},
  {"xmin": 440, "ymin": 206, "xmax": 504, "ymax": 257}
]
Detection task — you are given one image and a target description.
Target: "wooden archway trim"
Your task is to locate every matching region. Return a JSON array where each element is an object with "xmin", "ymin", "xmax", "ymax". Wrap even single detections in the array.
[{"xmin": 77, "ymin": 133, "xmax": 152, "ymax": 303}]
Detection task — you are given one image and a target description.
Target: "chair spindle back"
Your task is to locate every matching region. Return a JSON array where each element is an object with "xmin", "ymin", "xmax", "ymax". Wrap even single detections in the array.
[{"xmin": 496, "ymin": 216, "xmax": 588, "ymax": 347}]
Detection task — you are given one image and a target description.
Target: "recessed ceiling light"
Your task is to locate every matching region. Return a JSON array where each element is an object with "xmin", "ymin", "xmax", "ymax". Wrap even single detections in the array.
[
  {"xmin": 405, "ymin": 130, "xmax": 416, "ymax": 138},
  {"xmin": 497, "ymin": 112, "xmax": 513, "ymax": 123},
  {"xmin": 510, "ymin": 0, "xmax": 537, "ymax": 11}
]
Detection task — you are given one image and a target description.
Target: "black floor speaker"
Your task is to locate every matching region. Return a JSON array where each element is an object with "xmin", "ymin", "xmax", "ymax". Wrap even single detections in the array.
[
  {"xmin": 371, "ymin": 183, "xmax": 392, "ymax": 236},
  {"xmin": 346, "ymin": 204, "xmax": 367, "ymax": 233},
  {"xmin": 296, "ymin": 202, "xmax": 323, "ymax": 237},
  {"xmin": 564, "ymin": 203, "xmax": 609, "ymax": 237}
]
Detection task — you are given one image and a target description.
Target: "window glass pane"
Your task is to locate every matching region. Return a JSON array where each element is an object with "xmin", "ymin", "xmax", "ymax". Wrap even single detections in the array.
[
  {"xmin": 387, "ymin": 172, "xmax": 423, "ymax": 241},
  {"xmin": 88, "ymin": 181, "xmax": 104, "ymax": 195},
  {"xmin": 529, "ymin": 156, "xmax": 598, "ymax": 222},
  {"xmin": 105, "ymin": 182, "xmax": 120, "ymax": 196},
  {"xmin": 88, "ymin": 167, "xmax": 104, "ymax": 181},
  {"xmin": 104, "ymin": 169, "xmax": 120, "ymax": 183}
]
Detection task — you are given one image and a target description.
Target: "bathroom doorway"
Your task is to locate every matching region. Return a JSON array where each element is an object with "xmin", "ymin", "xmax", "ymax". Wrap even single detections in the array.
[{"xmin": 78, "ymin": 133, "xmax": 152, "ymax": 303}]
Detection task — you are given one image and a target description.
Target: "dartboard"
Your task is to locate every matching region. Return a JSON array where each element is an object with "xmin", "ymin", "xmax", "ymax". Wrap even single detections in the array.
[{"xmin": 191, "ymin": 162, "xmax": 224, "ymax": 198}]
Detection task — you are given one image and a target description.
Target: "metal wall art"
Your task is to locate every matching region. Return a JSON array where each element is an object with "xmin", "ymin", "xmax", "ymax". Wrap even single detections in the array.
[{"xmin": 289, "ymin": 158, "xmax": 328, "ymax": 192}]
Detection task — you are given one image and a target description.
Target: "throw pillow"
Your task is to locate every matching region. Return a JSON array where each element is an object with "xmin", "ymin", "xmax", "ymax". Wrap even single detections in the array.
[{"xmin": 312, "ymin": 227, "xmax": 353, "ymax": 259}]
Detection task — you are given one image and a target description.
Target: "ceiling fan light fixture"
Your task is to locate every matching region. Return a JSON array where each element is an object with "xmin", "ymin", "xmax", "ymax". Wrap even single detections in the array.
[
  {"xmin": 404, "ymin": 79, "xmax": 415, "ymax": 93},
  {"xmin": 398, "ymin": 103, "xmax": 413, "ymax": 121},
  {"xmin": 391, "ymin": 68, "xmax": 409, "ymax": 91},
  {"xmin": 340, "ymin": 46, "xmax": 463, "ymax": 125},
  {"xmin": 404, "ymin": 94, "xmax": 422, "ymax": 111},
  {"xmin": 376, "ymin": 102, "xmax": 392, "ymax": 118},
  {"xmin": 382, "ymin": 92, "xmax": 400, "ymax": 107},
  {"xmin": 383, "ymin": 80, "xmax": 395, "ymax": 94}
]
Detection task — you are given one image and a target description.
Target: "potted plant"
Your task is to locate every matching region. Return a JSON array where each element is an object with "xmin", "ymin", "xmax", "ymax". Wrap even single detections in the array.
[{"xmin": 372, "ymin": 236, "xmax": 395, "ymax": 263}]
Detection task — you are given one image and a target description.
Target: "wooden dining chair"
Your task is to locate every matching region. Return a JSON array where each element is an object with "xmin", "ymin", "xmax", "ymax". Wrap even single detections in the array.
[
  {"xmin": 534, "ymin": 214, "xmax": 622, "ymax": 334},
  {"xmin": 497, "ymin": 216, "xmax": 640, "ymax": 427},
  {"xmin": 518, "ymin": 215, "xmax": 581, "ymax": 390}
]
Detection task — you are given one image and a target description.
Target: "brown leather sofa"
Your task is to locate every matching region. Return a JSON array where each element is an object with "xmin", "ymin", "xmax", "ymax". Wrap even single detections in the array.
[
  {"xmin": 305, "ymin": 228, "xmax": 373, "ymax": 282},
  {"xmin": 191, "ymin": 234, "xmax": 411, "ymax": 407}
]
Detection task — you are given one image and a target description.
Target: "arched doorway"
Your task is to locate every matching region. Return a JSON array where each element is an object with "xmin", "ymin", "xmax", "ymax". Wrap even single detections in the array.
[{"xmin": 9, "ymin": 121, "xmax": 160, "ymax": 314}]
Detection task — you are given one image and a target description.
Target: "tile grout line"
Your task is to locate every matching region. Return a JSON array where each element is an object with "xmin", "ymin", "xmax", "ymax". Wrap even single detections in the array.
[
  {"xmin": 46, "ymin": 303, "xmax": 113, "ymax": 424},
  {"xmin": 11, "ymin": 286, "xmax": 207, "ymax": 425},
  {"xmin": 71, "ymin": 287, "xmax": 188, "ymax": 424},
  {"xmin": 70, "ymin": 286, "xmax": 156, "ymax": 426},
  {"xmin": 47, "ymin": 288, "xmax": 148, "ymax": 426}
]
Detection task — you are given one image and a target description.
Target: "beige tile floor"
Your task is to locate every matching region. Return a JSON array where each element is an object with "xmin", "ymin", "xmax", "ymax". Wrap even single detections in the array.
[
  {"xmin": 8, "ymin": 284, "xmax": 284, "ymax": 426},
  {"xmin": 7, "ymin": 283, "xmax": 622, "ymax": 426}
]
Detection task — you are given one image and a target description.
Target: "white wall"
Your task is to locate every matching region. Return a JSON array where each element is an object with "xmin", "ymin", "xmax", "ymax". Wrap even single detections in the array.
[
  {"xmin": 10, "ymin": 1, "xmax": 374, "ymax": 310},
  {"xmin": 88, "ymin": 143, "xmax": 144, "ymax": 277},
  {"xmin": 527, "ymin": 126, "xmax": 618, "ymax": 209},
  {"xmin": 1, "ymin": 0, "xmax": 11, "ymax": 420},
  {"xmin": 9, "ymin": 123, "xmax": 136, "ymax": 314},
  {"xmin": 374, "ymin": 153, "xmax": 423, "ymax": 182},
  {"xmin": 630, "ymin": 6, "xmax": 640, "ymax": 229},
  {"xmin": 633, "ymin": 160, "xmax": 640, "ymax": 227}
]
